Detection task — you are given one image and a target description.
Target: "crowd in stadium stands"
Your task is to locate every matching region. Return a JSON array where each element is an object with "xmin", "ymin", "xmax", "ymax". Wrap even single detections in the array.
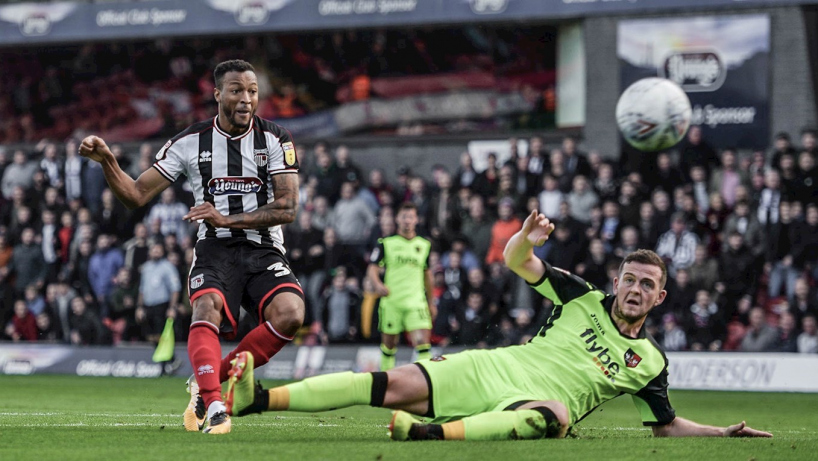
[
  {"xmin": 1, "ymin": 127, "xmax": 817, "ymax": 354},
  {"xmin": 0, "ymin": 27, "xmax": 555, "ymax": 144}
]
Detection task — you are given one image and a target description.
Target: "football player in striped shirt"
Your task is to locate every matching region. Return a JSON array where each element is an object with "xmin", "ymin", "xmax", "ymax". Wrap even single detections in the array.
[{"xmin": 79, "ymin": 59, "xmax": 304, "ymax": 434}]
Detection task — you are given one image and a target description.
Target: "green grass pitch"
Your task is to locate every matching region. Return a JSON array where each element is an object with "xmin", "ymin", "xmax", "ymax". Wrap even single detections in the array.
[{"xmin": 1, "ymin": 375, "xmax": 816, "ymax": 461}]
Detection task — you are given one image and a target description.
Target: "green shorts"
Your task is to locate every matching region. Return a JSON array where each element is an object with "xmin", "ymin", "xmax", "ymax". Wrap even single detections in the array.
[
  {"xmin": 378, "ymin": 299, "xmax": 431, "ymax": 335},
  {"xmin": 416, "ymin": 348, "xmax": 560, "ymax": 423}
]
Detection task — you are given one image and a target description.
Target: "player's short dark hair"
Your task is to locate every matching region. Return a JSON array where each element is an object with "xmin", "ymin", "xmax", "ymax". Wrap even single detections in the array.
[
  {"xmin": 619, "ymin": 249, "xmax": 667, "ymax": 289},
  {"xmin": 214, "ymin": 59, "xmax": 255, "ymax": 89},
  {"xmin": 397, "ymin": 202, "xmax": 417, "ymax": 214}
]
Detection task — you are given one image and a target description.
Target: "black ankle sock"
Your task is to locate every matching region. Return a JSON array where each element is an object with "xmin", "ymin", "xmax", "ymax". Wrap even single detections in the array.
[
  {"xmin": 258, "ymin": 384, "xmax": 270, "ymax": 411},
  {"xmin": 408, "ymin": 423, "xmax": 444, "ymax": 440}
]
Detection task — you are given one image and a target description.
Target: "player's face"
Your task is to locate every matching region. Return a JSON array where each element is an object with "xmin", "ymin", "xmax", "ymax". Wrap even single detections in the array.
[
  {"xmin": 215, "ymin": 70, "xmax": 258, "ymax": 133},
  {"xmin": 612, "ymin": 262, "xmax": 666, "ymax": 324},
  {"xmin": 396, "ymin": 209, "xmax": 418, "ymax": 234}
]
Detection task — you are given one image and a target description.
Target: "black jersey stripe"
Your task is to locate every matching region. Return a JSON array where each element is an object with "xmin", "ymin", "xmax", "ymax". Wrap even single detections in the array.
[
  {"xmin": 198, "ymin": 127, "xmax": 217, "ymax": 239},
  {"xmin": 226, "ymin": 138, "xmax": 245, "ymax": 239},
  {"xmin": 252, "ymin": 126, "xmax": 274, "ymax": 245},
  {"xmin": 534, "ymin": 304, "xmax": 563, "ymax": 339}
]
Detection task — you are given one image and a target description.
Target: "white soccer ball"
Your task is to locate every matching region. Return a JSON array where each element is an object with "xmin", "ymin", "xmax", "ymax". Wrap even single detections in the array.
[{"xmin": 616, "ymin": 77, "xmax": 692, "ymax": 152}]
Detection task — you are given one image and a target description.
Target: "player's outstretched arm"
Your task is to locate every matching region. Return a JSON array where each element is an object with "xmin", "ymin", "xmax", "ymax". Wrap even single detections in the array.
[
  {"xmin": 78, "ymin": 135, "xmax": 171, "ymax": 209},
  {"xmin": 503, "ymin": 210, "xmax": 554, "ymax": 283},
  {"xmin": 184, "ymin": 172, "xmax": 298, "ymax": 228},
  {"xmin": 652, "ymin": 417, "xmax": 772, "ymax": 438}
]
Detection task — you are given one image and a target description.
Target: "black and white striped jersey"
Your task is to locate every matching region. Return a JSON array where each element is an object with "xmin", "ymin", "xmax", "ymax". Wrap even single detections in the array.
[{"xmin": 152, "ymin": 115, "xmax": 299, "ymax": 253}]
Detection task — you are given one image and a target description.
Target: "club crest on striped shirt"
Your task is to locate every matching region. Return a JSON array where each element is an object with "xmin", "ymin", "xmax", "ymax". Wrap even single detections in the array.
[{"xmin": 253, "ymin": 149, "xmax": 268, "ymax": 167}]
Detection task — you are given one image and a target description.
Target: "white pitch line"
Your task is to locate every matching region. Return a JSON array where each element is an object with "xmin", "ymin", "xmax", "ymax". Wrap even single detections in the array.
[
  {"xmin": 3, "ymin": 421, "xmax": 805, "ymax": 434},
  {"xmin": 0, "ymin": 412, "xmax": 354, "ymax": 419},
  {"xmin": 599, "ymin": 426, "xmax": 808, "ymax": 434},
  {"xmin": 0, "ymin": 422, "xmax": 358, "ymax": 428},
  {"xmin": 1, "ymin": 413, "xmax": 178, "ymax": 417}
]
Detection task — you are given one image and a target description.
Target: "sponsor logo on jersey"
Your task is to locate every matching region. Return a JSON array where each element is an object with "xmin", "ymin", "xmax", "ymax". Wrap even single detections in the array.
[
  {"xmin": 395, "ymin": 255, "xmax": 422, "ymax": 266},
  {"xmin": 590, "ymin": 313, "xmax": 605, "ymax": 336},
  {"xmin": 190, "ymin": 273, "xmax": 204, "ymax": 289},
  {"xmin": 430, "ymin": 356, "xmax": 447, "ymax": 362},
  {"xmin": 197, "ymin": 364, "xmax": 214, "ymax": 375},
  {"xmin": 156, "ymin": 140, "xmax": 172, "ymax": 160},
  {"xmin": 580, "ymin": 328, "xmax": 620, "ymax": 383},
  {"xmin": 624, "ymin": 348, "xmax": 642, "ymax": 368},
  {"xmin": 199, "ymin": 150, "xmax": 212, "ymax": 162},
  {"xmin": 207, "ymin": 177, "xmax": 263, "ymax": 195},
  {"xmin": 282, "ymin": 141, "xmax": 297, "ymax": 167},
  {"xmin": 253, "ymin": 149, "xmax": 268, "ymax": 167}
]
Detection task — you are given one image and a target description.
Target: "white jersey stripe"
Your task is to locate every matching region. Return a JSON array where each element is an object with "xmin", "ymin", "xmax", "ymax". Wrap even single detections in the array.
[{"xmin": 211, "ymin": 133, "xmax": 232, "ymax": 238}]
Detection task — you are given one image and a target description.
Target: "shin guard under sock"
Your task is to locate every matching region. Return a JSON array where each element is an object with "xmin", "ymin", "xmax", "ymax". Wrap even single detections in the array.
[
  {"xmin": 188, "ymin": 321, "xmax": 223, "ymax": 408},
  {"xmin": 444, "ymin": 409, "xmax": 559, "ymax": 441},
  {"xmin": 380, "ymin": 344, "xmax": 397, "ymax": 371},
  {"xmin": 270, "ymin": 372, "xmax": 376, "ymax": 412},
  {"xmin": 219, "ymin": 321, "xmax": 292, "ymax": 382},
  {"xmin": 414, "ymin": 343, "xmax": 431, "ymax": 361}
]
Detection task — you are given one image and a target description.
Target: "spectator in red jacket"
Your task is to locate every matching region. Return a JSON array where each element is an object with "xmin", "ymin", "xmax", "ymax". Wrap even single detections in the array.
[{"xmin": 485, "ymin": 198, "xmax": 522, "ymax": 265}]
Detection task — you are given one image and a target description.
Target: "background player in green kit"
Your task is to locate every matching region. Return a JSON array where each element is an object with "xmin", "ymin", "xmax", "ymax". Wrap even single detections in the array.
[
  {"xmin": 224, "ymin": 210, "xmax": 772, "ymax": 441},
  {"xmin": 367, "ymin": 202, "xmax": 436, "ymax": 370}
]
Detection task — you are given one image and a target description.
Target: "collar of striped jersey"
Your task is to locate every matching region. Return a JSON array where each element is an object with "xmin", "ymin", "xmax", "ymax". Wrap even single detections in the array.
[{"xmin": 212, "ymin": 115, "xmax": 255, "ymax": 141}]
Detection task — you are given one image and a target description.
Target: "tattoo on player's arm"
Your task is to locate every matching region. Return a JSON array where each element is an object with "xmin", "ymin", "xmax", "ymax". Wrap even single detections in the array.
[{"xmin": 226, "ymin": 173, "xmax": 299, "ymax": 228}]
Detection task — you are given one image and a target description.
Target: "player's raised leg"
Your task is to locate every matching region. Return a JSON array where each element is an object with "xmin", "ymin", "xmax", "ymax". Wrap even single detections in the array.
[
  {"xmin": 224, "ymin": 350, "xmax": 254, "ymax": 416},
  {"xmin": 390, "ymin": 400, "xmax": 569, "ymax": 441},
  {"xmin": 218, "ymin": 290, "xmax": 304, "ymax": 383},
  {"xmin": 226, "ymin": 355, "xmax": 430, "ymax": 417},
  {"xmin": 187, "ymin": 293, "xmax": 231, "ymax": 434}
]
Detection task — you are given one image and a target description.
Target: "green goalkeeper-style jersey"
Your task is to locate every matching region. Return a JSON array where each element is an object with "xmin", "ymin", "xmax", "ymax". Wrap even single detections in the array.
[
  {"xmin": 504, "ymin": 260, "xmax": 676, "ymax": 426},
  {"xmin": 370, "ymin": 234, "xmax": 431, "ymax": 307}
]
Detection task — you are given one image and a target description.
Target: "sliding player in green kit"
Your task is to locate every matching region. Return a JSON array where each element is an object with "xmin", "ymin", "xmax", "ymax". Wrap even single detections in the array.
[{"xmin": 224, "ymin": 210, "xmax": 772, "ymax": 440}]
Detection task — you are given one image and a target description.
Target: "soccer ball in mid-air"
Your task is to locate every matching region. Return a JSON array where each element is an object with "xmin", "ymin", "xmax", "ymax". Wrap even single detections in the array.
[{"xmin": 616, "ymin": 77, "xmax": 692, "ymax": 152}]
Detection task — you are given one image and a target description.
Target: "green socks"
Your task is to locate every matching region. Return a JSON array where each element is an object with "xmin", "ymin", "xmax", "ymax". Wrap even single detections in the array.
[
  {"xmin": 380, "ymin": 343, "xmax": 431, "ymax": 370},
  {"xmin": 415, "ymin": 344, "xmax": 431, "ymax": 361},
  {"xmin": 277, "ymin": 372, "xmax": 374, "ymax": 412},
  {"xmin": 441, "ymin": 409, "xmax": 557, "ymax": 441},
  {"xmin": 380, "ymin": 344, "xmax": 397, "ymax": 371}
]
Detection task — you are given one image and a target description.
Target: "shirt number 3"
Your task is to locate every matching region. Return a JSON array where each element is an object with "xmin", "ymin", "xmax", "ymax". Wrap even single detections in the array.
[{"xmin": 266, "ymin": 262, "xmax": 291, "ymax": 277}]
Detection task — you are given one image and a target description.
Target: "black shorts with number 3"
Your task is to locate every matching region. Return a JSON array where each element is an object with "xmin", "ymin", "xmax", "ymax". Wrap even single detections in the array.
[{"xmin": 188, "ymin": 238, "xmax": 303, "ymax": 339}]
